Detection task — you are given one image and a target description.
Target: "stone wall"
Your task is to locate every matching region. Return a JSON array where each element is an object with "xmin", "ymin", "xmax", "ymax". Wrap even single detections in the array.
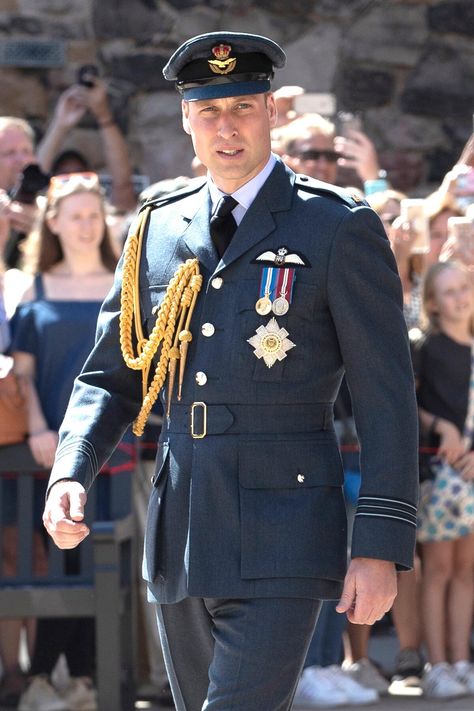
[{"xmin": 0, "ymin": 0, "xmax": 473, "ymax": 193}]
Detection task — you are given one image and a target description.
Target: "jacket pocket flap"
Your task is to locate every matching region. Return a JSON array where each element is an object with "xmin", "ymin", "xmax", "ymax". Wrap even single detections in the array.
[{"xmin": 239, "ymin": 438, "xmax": 343, "ymax": 489}]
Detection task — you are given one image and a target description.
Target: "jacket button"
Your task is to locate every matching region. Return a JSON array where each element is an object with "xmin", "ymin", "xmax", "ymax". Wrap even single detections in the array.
[
  {"xmin": 211, "ymin": 277, "xmax": 223, "ymax": 289},
  {"xmin": 201, "ymin": 323, "xmax": 215, "ymax": 337},
  {"xmin": 297, "ymin": 474, "xmax": 305, "ymax": 483},
  {"xmin": 195, "ymin": 371, "xmax": 207, "ymax": 386}
]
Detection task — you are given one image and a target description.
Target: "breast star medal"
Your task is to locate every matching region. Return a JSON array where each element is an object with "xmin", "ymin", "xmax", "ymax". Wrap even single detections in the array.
[{"xmin": 247, "ymin": 317, "xmax": 296, "ymax": 368}]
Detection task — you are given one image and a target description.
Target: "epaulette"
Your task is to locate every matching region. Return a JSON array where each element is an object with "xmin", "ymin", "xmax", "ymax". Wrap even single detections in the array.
[
  {"xmin": 295, "ymin": 174, "xmax": 369, "ymax": 209},
  {"xmin": 139, "ymin": 178, "xmax": 207, "ymax": 213}
]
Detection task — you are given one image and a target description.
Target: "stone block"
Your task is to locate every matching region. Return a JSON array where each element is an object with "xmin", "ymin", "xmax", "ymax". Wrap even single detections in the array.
[
  {"xmin": 92, "ymin": 0, "xmax": 173, "ymax": 40},
  {"xmin": 18, "ymin": 0, "xmax": 91, "ymax": 18},
  {"xmin": 428, "ymin": 1, "xmax": 474, "ymax": 37},
  {"xmin": 106, "ymin": 53, "xmax": 169, "ymax": 91},
  {"xmin": 252, "ymin": 0, "xmax": 317, "ymax": 20},
  {"xmin": 273, "ymin": 25, "xmax": 342, "ymax": 92},
  {"xmin": 68, "ymin": 41, "xmax": 99, "ymax": 65},
  {"xmin": 0, "ymin": 1, "xmax": 19, "ymax": 11},
  {"xmin": 401, "ymin": 43, "xmax": 474, "ymax": 118},
  {"xmin": 0, "ymin": 68, "xmax": 48, "ymax": 119},
  {"xmin": 337, "ymin": 65, "xmax": 395, "ymax": 110},
  {"xmin": 343, "ymin": 3, "xmax": 427, "ymax": 66}
]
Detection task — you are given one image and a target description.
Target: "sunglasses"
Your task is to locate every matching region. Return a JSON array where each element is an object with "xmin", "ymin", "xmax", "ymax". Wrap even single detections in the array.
[
  {"xmin": 49, "ymin": 171, "xmax": 99, "ymax": 188},
  {"xmin": 293, "ymin": 150, "xmax": 339, "ymax": 163}
]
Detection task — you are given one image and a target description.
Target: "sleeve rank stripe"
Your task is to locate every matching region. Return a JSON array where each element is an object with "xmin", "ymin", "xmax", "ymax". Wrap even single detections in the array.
[
  {"xmin": 355, "ymin": 512, "xmax": 417, "ymax": 527},
  {"xmin": 357, "ymin": 505, "xmax": 417, "ymax": 523},
  {"xmin": 358, "ymin": 496, "xmax": 417, "ymax": 511}
]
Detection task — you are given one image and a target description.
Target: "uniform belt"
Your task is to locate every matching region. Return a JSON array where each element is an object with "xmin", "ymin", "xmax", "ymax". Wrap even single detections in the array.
[{"xmin": 167, "ymin": 402, "xmax": 333, "ymax": 438}]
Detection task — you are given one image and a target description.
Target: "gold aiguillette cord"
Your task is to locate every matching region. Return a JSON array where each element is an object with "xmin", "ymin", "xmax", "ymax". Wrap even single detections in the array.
[{"xmin": 119, "ymin": 206, "xmax": 202, "ymax": 435}]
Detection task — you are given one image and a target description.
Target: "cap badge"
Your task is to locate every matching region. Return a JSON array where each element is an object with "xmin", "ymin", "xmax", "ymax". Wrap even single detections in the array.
[{"xmin": 208, "ymin": 44, "xmax": 237, "ymax": 75}]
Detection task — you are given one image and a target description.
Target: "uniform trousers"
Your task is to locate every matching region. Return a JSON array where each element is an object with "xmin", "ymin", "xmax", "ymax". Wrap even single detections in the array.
[{"xmin": 155, "ymin": 596, "xmax": 322, "ymax": 711}]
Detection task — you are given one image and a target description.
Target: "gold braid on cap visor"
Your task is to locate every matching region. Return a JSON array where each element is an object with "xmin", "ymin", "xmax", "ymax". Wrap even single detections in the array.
[{"xmin": 120, "ymin": 206, "xmax": 202, "ymax": 435}]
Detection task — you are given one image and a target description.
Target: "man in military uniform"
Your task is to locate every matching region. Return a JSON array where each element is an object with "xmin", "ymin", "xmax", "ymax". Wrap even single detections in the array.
[{"xmin": 43, "ymin": 32, "xmax": 418, "ymax": 711}]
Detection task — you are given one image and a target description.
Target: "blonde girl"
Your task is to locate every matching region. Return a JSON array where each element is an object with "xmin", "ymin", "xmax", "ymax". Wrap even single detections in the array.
[{"xmin": 414, "ymin": 261, "xmax": 474, "ymax": 699}]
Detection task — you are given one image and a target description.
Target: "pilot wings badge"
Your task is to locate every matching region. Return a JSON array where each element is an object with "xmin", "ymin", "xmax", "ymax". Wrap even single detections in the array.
[
  {"xmin": 253, "ymin": 246, "xmax": 310, "ymax": 268},
  {"xmin": 247, "ymin": 318, "xmax": 295, "ymax": 368}
]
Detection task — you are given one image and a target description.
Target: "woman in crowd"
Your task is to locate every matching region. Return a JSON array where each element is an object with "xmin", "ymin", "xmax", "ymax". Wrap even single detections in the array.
[
  {"xmin": 10, "ymin": 172, "xmax": 120, "ymax": 711},
  {"xmin": 414, "ymin": 261, "xmax": 474, "ymax": 699},
  {"xmin": 369, "ymin": 189, "xmax": 426, "ymax": 331}
]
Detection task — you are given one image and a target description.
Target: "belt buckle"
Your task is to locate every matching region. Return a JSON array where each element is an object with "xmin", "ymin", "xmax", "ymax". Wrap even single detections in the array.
[{"xmin": 191, "ymin": 402, "xmax": 207, "ymax": 439}]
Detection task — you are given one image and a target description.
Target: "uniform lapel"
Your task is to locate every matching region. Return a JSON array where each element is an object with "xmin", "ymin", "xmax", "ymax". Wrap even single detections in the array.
[
  {"xmin": 216, "ymin": 159, "xmax": 295, "ymax": 273},
  {"xmin": 180, "ymin": 186, "xmax": 219, "ymax": 273}
]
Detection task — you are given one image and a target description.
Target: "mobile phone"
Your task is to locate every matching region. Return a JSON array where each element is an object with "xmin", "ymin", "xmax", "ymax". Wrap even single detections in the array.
[
  {"xmin": 293, "ymin": 93, "xmax": 336, "ymax": 117},
  {"xmin": 455, "ymin": 167, "xmax": 474, "ymax": 211},
  {"xmin": 399, "ymin": 198, "xmax": 430, "ymax": 254},
  {"xmin": 448, "ymin": 216, "xmax": 474, "ymax": 251},
  {"xmin": 77, "ymin": 64, "xmax": 99, "ymax": 88},
  {"xmin": 337, "ymin": 111, "xmax": 363, "ymax": 137}
]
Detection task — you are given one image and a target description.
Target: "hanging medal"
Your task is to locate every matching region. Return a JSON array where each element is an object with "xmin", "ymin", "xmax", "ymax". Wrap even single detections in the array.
[
  {"xmin": 255, "ymin": 266, "xmax": 277, "ymax": 315},
  {"xmin": 272, "ymin": 268, "xmax": 296, "ymax": 316}
]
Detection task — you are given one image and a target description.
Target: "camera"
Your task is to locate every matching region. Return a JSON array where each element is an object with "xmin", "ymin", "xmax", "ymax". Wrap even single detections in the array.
[
  {"xmin": 77, "ymin": 64, "xmax": 99, "ymax": 89},
  {"xmin": 11, "ymin": 164, "xmax": 50, "ymax": 205}
]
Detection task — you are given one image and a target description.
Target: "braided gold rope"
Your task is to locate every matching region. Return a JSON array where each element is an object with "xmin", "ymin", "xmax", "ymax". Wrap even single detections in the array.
[{"xmin": 119, "ymin": 207, "xmax": 202, "ymax": 435}]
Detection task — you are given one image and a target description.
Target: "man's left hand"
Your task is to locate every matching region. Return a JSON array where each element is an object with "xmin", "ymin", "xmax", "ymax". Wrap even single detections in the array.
[{"xmin": 336, "ymin": 557, "xmax": 397, "ymax": 625}]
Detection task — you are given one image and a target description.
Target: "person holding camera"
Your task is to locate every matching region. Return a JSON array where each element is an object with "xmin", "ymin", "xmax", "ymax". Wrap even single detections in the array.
[
  {"xmin": 0, "ymin": 117, "xmax": 42, "ymax": 269},
  {"xmin": 37, "ymin": 72, "xmax": 137, "ymax": 215}
]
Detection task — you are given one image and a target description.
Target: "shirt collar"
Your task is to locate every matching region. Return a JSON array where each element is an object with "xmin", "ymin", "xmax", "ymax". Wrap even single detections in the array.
[{"xmin": 208, "ymin": 153, "xmax": 277, "ymax": 213}]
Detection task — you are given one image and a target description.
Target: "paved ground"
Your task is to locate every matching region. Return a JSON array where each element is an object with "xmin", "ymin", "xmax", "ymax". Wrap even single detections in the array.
[
  {"xmin": 137, "ymin": 627, "xmax": 474, "ymax": 711},
  {"xmin": 3, "ymin": 625, "xmax": 473, "ymax": 710}
]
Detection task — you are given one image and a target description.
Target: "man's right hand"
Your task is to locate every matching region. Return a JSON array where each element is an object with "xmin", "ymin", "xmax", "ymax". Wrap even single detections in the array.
[{"xmin": 43, "ymin": 481, "xmax": 90, "ymax": 549}]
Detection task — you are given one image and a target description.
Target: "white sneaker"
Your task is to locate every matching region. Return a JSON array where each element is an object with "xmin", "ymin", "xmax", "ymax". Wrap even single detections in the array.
[
  {"xmin": 18, "ymin": 676, "xmax": 68, "ymax": 711},
  {"xmin": 61, "ymin": 677, "xmax": 97, "ymax": 711},
  {"xmin": 292, "ymin": 666, "xmax": 347, "ymax": 708},
  {"xmin": 423, "ymin": 662, "xmax": 468, "ymax": 699},
  {"xmin": 453, "ymin": 660, "xmax": 474, "ymax": 694},
  {"xmin": 344, "ymin": 658, "xmax": 390, "ymax": 695},
  {"xmin": 326, "ymin": 665, "xmax": 379, "ymax": 705}
]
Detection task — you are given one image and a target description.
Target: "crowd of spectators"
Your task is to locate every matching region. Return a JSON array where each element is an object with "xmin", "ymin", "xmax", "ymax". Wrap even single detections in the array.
[{"xmin": 0, "ymin": 73, "xmax": 473, "ymax": 711}]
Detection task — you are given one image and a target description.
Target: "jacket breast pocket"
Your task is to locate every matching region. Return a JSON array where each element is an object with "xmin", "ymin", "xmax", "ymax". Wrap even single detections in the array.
[
  {"xmin": 231, "ymin": 280, "xmax": 317, "ymax": 383},
  {"xmin": 142, "ymin": 441, "xmax": 170, "ymax": 584},
  {"xmin": 238, "ymin": 437, "xmax": 347, "ymax": 581}
]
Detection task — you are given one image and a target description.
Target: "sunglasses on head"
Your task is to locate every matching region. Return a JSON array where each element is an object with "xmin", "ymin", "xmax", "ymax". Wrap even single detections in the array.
[
  {"xmin": 49, "ymin": 171, "xmax": 99, "ymax": 188},
  {"xmin": 294, "ymin": 150, "xmax": 339, "ymax": 163}
]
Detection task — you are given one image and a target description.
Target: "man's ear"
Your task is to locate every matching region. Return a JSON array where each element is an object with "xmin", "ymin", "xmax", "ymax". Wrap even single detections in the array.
[
  {"xmin": 182, "ymin": 100, "xmax": 191, "ymax": 135},
  {"xmin": 266, "ymin": 93, "xmax": 278, "ymax": 129}
]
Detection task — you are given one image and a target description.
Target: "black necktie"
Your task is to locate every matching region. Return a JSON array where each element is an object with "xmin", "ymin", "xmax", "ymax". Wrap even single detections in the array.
[{"xmin": 210, "ymin": 195, "xmax": 238, "ymax": 257}]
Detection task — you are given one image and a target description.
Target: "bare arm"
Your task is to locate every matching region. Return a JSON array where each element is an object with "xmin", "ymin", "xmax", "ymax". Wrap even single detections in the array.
[
  {"xmin": 36, "ymin": 85, "xmax": 88, "ymax": 173},
  {"xmin": 85, "ymin": 78, "xmax": 137, "ymax": 212},
  {"xmin": 13, "ymin": 351, "xmax": 58, "ymax": 468}
]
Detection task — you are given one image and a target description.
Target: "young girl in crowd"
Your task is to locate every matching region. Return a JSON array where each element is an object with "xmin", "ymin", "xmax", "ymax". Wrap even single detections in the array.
[
  {"xmin": 9, "ymin": 173, "xmax": 123, "ymax": 711},
  {"xmin": 414, "ymin": 260, "xmax": 474, "ymax": 699}
]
